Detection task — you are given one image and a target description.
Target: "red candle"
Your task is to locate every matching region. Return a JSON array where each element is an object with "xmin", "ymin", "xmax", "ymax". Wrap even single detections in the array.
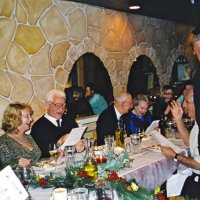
[{"xmin": 96, "ymin": 155, "xmax": 107, "ymax": 163}]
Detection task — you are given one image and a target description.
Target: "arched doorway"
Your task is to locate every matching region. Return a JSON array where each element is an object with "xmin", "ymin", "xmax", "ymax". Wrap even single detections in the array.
[
  {"xmin": 68, "ymin": 53, "xmax": 113, "ymax": 104},
  {"xmin": 127, "ymin": 55, "xmax": 159, "ymax": 97}
]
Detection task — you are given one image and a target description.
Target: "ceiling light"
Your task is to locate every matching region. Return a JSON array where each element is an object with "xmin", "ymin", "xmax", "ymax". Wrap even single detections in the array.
[{"xmin": 129, "ymin": 5, "xmax": 141, "ymax": 10}]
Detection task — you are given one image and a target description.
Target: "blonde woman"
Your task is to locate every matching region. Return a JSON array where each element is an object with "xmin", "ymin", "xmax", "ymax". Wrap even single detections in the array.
[{"xmin": 0, "ymin": 103, "xmax": 41, "ymax": 168}]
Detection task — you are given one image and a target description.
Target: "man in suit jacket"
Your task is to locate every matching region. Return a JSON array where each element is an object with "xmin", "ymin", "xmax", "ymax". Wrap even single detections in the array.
[
  {"xmin": 31, "ymin": 89, "xmax": 78, "ymax": 158},
  {"xmin": 96, "ymin": 92, "xmax": 133, "ymax": 145}
]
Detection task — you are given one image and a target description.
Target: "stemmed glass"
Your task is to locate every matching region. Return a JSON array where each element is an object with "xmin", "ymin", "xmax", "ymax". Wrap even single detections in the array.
[
  {"xmin": 49, "ymin": 143, "xmax": 60, "ymax": 164},
  {"xmin": 15, "ymin": 166, "xmax": 34, "ymax": 200}
]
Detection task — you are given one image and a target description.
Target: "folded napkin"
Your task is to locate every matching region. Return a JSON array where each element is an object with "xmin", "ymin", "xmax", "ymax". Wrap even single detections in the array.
[{"xmin": 167, "ymin": 168, "xmax": 192, "ymax": 197}]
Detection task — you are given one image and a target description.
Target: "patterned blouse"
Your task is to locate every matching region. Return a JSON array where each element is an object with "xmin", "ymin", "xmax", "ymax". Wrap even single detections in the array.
[{"xmin": 0, "ymin": 134, "xmax": 41, "ymax": 168}]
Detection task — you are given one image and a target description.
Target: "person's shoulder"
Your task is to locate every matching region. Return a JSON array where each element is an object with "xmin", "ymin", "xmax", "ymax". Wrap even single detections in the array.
[
  {"xmin": 0, "ymin": 134, "xmax": 7, "ymax": 140},
  {"xmin": 95, "ymin": 93, "xmax": 106, "ymax": 101},
  {"xmin": 98, "ymin": 105, "xmax": 113, "ymax": 118},
  {"xmin": 0, "ymin": 134, "xmax": 11, "ymax": 145},
  {"xmin": 31, "ymin": 115, "xmax": 47, "ymax": 128}
]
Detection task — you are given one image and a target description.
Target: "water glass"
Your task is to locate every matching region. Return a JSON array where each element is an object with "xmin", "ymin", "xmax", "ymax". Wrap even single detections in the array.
[
  {"xmin": 64, "ymin": 145, "xmax": 75, "ymax": 168},
  {"xmin": 104, "ymin": 135, "xmax": 114, "ymax": 153},
  {"xmin": 125, "ymin": 142, "xmax": 131, "ymax": 153},
  {"xmin": 130, "ymin": 134, "xmax": 141, "ymax": 154},
  {"xmin": 71, "ymin": 188, "xmax": 88, "ymax": 200},
  {"xmin": 64, "ymin": 145, "xmax": 75, "ymax": 157},
  {"xmin": 95, "ymin": 186, "xmax": 113, "ymax": 200}
]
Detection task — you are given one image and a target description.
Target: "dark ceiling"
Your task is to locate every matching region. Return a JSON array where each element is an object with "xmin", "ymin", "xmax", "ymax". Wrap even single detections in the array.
[{"xmin": 66, "ymin": 0, "xmax": 200, "ymax": 26}]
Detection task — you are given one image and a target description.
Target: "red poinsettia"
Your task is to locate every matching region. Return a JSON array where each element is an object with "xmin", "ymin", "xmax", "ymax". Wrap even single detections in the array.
[
  {"xmin": 108, "ymin": 171, "xmax": 126, "ymax": 183},
  {"xmin": 77, "ymin": 170, "xmax": 93, "ymax": 179},
  {"xmin": 38, "ymin": 178, "xmax": 51, "ymax": 188},
  {"xmin": 156, "ymin": 192, "xmax": 167, "ymax": 200}
]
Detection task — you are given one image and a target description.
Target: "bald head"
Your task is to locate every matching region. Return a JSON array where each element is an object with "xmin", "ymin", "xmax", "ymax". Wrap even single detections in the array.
[{"xmin": 115, "ymin": 92, "xmax": 133, "ymax": 114}]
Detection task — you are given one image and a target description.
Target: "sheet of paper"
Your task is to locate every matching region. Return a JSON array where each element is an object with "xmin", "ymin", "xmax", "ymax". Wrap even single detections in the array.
[
  {"xmin": 60, "ymin": 126, "xmax": 87, "ymax": 150},
  {"xmin": 0, "ymin": 165, "xmax": 28, "ymax": 200},
  {"xmin": 145, "ymin": 120, "xmax": 159, "ymax": 134},
  {"xmin": 152, "ymin": 131, "xmax": 183, "ymax": 153}
]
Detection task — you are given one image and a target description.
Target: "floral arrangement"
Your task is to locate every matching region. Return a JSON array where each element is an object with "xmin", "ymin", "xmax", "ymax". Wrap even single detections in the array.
[
  {"xmin": 32, "ymin": 168, "xmax": 156, "ymax": 199},
  {"xmin": 31, "ymin": 151, "xmax": 167, "ymax": 199}
]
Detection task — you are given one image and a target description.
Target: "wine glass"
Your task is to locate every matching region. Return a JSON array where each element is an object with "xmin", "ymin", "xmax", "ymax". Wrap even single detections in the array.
[
  {"xmin": 49, "ymin": 143, "xmax": 60, "ymax": 164},
  {"xmin": 18, "ymin": 166, "xmax": 33, "ymax": 200}
]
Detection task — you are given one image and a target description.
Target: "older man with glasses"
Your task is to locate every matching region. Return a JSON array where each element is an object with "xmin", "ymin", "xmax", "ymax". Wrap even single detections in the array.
[{"xmin": 31, "ymin": 89, "xmax": 78, "ymax": 158}]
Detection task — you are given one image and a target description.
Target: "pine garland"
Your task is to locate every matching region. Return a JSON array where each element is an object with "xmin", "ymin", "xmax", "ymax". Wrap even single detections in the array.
[{"xmin": 31, "ymin": 151, "xmax": 156, "ymax": 199}]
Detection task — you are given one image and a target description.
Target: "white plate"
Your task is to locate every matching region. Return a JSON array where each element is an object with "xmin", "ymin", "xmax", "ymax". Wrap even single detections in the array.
[
  {"xmin": 149, "ymin": 147, "xmax": 162, "ymax": 153},
  {"xmin": 33, "ymin": 160, "xmax": 65, "ymax": 174}
]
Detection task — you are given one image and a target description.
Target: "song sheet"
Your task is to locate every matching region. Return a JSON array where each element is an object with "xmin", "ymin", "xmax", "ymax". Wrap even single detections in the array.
[
  {"xmin": 60, "ymin": 126, "xmax": 87, "ymax": 150},
  {"xmin": 0, "ymin": 165, "xmax": 28, "ymax": 200},
  {"xmin": 152, "ymin": 131, "xmax": 183, "ymax": 153},
  {"xmin": 145, "ymin": 120, "xmax": 159, "ymax": 134}
]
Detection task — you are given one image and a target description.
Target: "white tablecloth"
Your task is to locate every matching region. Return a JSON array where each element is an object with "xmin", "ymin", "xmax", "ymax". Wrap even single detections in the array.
[{"xmin": 29, "ymin": 138, "xmax": 187, "ymax": 199}]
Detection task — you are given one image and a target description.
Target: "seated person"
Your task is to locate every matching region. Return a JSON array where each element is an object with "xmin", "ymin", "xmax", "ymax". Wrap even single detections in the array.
[
  {"xmin": 31, "ymin": 89, "xmax": 78, "ymax": 158},
  {"xmin": 177, "ymin": 80, "xmax": 193, "ymax": 105},
  {"xmin": 0, "ymin": 103, "xmax": 41, "ymax": 168},
  {"xmin": 96, "ymin": 92, "xmax": 133, "ymax": 145},
  {"xmin": 127, "ymin": 94, "xmax": 152, "ymax": 134},
  {"xmin": 85, "ymin": 83, "xmax": 108, "ymax": 115},
  {"xmin": 67, "ymin": 86, "xmax": 93, "ymax": 118},
  {"xmin": 160, "ymin": 88, "xmax": 200, "ymax": 199},
  {"xmin": 152, "ymin": 85, "xmax": 174, "ymax": 120}
]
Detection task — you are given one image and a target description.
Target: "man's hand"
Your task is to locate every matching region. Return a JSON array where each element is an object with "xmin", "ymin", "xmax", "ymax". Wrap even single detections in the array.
[
  {"xmin": 170, "ymin": 100, "xmax": 183, "ymax": 121},
  {"xmin": 75, "ymin": 140, "xmax": 85, "ymax": 152},
  {"xmin": 160, "ymin": 145, "xmax": 176, "ymax": 159}
]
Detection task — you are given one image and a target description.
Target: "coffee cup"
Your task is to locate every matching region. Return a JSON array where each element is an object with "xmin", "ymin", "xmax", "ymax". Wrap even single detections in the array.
[{"xmin": 53, "ymin": 188, "xmax": 67, "ymax": 200}]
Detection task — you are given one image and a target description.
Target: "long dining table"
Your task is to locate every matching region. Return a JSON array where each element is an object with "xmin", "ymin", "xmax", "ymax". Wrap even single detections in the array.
[
  {"xmin": 118, "ymin": 137, "xmax": 187, "ymax": 191},
  {"xmin": 29, "ymin": 136, "xmax": 188, "ymax": 200}
]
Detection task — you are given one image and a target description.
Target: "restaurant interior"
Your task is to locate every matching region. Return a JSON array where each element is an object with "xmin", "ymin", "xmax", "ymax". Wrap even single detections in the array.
[
  {"xmin": 0, "ymin": 0, "xmax": 200, "ymax": 199},
  {"xmin": 0, "ymin": 0, "xmax": 199, "ymax": 125}
]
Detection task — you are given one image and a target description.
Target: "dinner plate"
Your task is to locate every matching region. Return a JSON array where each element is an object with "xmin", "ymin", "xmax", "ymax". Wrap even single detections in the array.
[
  {"xmin": 33, "ymin": 159, "xmax": 65, "ymax": 174},
  {"xmin": 149, "ymin": 148, "xmax": 162, "ymax": 153}
]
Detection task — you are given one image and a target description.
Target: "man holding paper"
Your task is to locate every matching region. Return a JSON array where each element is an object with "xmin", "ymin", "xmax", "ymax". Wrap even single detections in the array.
[
  {"xmin": 31, "ymin": 89, "xmax": 83, "ymax": 158},
  {"xmin": 160, "ymin": 87, "xmax": 200, "ymax": 199}
]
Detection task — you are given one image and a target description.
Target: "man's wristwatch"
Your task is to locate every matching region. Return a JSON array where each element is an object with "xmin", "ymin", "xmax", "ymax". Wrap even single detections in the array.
[{"xmin": 174, "ymin": 153, "xmax": 179, "ymax": 162}]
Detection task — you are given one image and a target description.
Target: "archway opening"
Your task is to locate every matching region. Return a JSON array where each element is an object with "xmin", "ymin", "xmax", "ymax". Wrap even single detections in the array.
[
  {"xmin": 127, "ymin": 55, "xmax": 159, "ymax": 97},
  {"xmin": 68, "ymin": 53, "xmax": 113, "ymax": 104}
]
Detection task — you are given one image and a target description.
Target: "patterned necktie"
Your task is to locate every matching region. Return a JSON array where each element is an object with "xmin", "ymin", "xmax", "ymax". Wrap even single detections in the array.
[
  {"xmin": 119, "ymin": 116, "xmax": 124, "ymax": 131},
  {"xmin": 56, "ymin": 119, "xmax": 61, "ymax": 128}
]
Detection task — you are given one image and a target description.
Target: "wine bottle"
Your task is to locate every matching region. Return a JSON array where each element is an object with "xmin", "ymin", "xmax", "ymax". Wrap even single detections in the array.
[
  {"xmin": 115, "ymin": 121, "xmax": 125, "ymax": 148},
  {"xmin": 159, "ymin": 115, "xmax": 167, "ymax": 137}
]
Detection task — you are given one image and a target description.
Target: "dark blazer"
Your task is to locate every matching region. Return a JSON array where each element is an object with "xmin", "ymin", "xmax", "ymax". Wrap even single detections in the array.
[
  {"xmin": 152, "ymin": 97, "xmax": 168, "ymax": 120},
  {"xmin": 30, "ymin": 113, "xmax": 78, "ymax": 158},
  {"xmin": 96, "ymin": 105, "xmax": 130, "ymax": 146}
]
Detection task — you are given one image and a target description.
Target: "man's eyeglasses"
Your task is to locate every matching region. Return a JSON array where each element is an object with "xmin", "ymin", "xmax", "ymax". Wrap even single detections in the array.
[{"xmin": 49, "ymin": 102, "xmax": 66, "ymax": 109}]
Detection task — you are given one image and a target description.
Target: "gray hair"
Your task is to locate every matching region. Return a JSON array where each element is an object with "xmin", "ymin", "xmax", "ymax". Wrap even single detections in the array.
[
  {"xmin": 46, "ymin": 89, "xmax": 66, "ymax": 102},
  {"xmin": 115, "ymin": 92, "xmax": 132, "ymax": 103},
  {"xmin": 133, "ymin": 94, "xmax": 149, "ymax": 107}
]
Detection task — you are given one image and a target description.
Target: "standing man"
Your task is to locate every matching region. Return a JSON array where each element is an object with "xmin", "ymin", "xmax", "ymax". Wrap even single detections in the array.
[
  {"xmin": 192, "ymin": 26, "xmax": 200, "ymax": 159},
  {"xmin": 96, "ymin": 92, "xmax": 133, "ymax": 145},
  {"xmin": 30, "ymin": 89, "xmax": 78, "ymax": 158},
  {"xmin": 85, "ymin": 83, "xmax": 108, "ymax": 115},
  {"xmin": 158, "ymin": 26, "xmax": 200, "ymax": 199}
]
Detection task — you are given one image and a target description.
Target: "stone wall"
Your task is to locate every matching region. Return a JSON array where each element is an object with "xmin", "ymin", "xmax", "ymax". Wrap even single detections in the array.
[{"xmin": 0, "ymin": 0, "xmax": 194, "ymax": 125}]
